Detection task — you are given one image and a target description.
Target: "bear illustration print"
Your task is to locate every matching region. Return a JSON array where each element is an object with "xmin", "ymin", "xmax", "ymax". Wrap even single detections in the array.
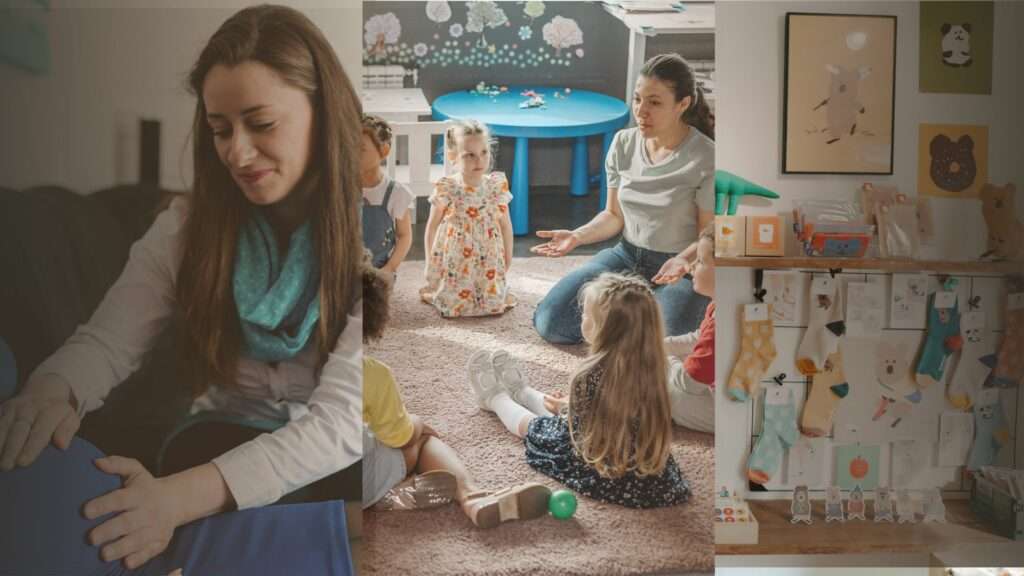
[
  {"xmin": 940, "ymin": 23, "xmax": 973, "ymax": 67},
  {"xmin": 929, "ymin": 134, "xmax": 977, "ymax": 193}
]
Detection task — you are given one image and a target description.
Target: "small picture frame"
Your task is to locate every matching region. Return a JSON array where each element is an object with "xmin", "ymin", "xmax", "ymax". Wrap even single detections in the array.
[
  {"xmin": 745, "ymin": 215, "xmax": 784, "ymax": 256},
  {"xmin": 715, "ymin": 216, "xmax": 746, "ymax": 258}
]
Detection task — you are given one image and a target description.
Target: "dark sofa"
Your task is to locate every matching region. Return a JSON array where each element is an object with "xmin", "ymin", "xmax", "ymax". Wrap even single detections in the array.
[{"xmin": 0, "ymin": 184, "xmax": 190, "ymax": 470}]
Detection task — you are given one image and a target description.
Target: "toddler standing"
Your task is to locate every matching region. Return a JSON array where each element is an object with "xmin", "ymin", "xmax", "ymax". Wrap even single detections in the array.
[{"xmin": 420, "ymin": 119, "xmax": 516, "ymax": 317}]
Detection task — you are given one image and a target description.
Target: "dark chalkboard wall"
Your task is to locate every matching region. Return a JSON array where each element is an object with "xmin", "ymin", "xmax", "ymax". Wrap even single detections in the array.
[{"xmin": 362, "ymin": 1, "xmax": 713, "ymax": 187}]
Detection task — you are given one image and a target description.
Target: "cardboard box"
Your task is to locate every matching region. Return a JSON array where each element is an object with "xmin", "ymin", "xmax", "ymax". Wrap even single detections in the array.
[
  {"xmin": 715, "ymin": 216, "xmax": 746, "ymax": 258},
  {"xmin": 745, "ymin": 215, "xmax": 784, "ymax": 256}
]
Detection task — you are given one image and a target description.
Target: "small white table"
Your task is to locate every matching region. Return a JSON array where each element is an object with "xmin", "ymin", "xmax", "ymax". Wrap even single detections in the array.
[
  {"xmin": 360, "ymin": 88, "xmax": 431, "ymax": 122},
  {"xmin": 600, "ymin": 2, "xmax": 715, "ymax": 102}
]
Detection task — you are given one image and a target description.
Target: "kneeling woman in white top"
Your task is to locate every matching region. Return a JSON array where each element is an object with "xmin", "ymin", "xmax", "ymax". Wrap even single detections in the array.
[
  {"xmin": 533, "ymin": 53, "xmax": 715, "ymax": 344},
  {"xmin": 0, "ymin": 6, "xmax": 362, "ymax": 569}
]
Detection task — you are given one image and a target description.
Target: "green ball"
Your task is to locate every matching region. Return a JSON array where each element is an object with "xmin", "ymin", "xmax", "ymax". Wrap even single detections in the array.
[{"xmin": 548, "ymin": 489, "xmax": 577, "ymax": 519}]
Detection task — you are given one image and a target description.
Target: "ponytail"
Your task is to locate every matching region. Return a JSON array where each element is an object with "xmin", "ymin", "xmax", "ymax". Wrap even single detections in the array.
[{"xmin": 684, "ymin": 85, "xmax": 714, "ymax": 140}]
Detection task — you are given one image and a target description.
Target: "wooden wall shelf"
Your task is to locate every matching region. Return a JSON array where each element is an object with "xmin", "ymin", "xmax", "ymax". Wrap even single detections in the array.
[{"xmin": 715, "ymin": 256, "xmax": 1022, "ymax": 276}]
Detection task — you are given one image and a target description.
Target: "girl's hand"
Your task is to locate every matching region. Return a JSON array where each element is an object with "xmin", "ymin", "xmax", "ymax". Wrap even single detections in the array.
[
  {"xmin": 0, "ymin": 374, "xmax": 80, "ymax": 470},
  {"xmin": 652, "ymin": 255, "xmax": 690, "ymax": 285},
  {"xmin": 85, "ymin": 456, "xmax": 182, "ymax": 569},
  {"xmin": 543, "ymin": 392, "xmax": 568, "ymax": 413},
  {"xmin": 531, "ymin": 230, "xmax": 579, "ymax": 257}
]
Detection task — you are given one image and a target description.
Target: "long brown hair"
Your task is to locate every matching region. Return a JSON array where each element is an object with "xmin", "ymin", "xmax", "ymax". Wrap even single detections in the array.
[
  {"xmin": 177, "ymin": 5, "xmax": 362, "ymax": 394},
  {"xmin": 640, "ymin": 53, "xmax": 714, "ymax": 140},
  {"xmin": 568, "ymin": 273, "xmax": 673, "ymax": 478}
]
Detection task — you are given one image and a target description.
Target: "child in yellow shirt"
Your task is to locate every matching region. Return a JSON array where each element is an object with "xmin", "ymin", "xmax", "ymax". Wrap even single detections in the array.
[{"xmin": 363, "ymin": 261, "xmax": 550, "ymax": 528}]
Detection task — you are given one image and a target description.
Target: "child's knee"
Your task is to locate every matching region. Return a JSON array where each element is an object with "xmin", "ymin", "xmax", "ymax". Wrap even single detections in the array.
[{"xmin": 401, "ymin": 435, "xmax": 430, "ymax": 474}]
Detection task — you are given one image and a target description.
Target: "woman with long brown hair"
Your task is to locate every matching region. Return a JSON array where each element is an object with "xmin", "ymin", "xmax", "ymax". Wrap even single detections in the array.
[
  {"xmin": 0, "ymin": 5, "xmax": 361, "ymax": 569},
  {"xmin": 532, "ymin": 53, "xmax": 715, "ymax": 345}
]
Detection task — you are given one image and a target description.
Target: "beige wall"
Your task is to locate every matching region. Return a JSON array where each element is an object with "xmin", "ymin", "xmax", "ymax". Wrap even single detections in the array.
[{"xmin": 0, "ymin": 0, "xmax": 362, "ymax": 192}]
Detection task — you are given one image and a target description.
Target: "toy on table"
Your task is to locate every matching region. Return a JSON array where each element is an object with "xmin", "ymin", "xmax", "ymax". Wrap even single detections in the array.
[
  {"xmin": 825, "ymin": 485, "xmax": 845, "ymax": 522},
  {"xmin": 548, "ymin": 489, "xmax": 577, "ymax": 519},
  {"xmin": 922, "ymin": 487, "xmax": 947, "ymax": 523},
  {"xmin": 896, "ymin": 489, "xmax": 917, "ymax": 523},
  {"xmin": 470, "ymin": 82, "xmax": 505, "ymax": 98},
  {"xmin": 519, "ymin": 89, "xmax": 547, "ymax": 109},
  {"xmin": 874, "ymin": 486, "xmax": 895, "ymax": 522},
  {"xmin": 790, "ymin": 485, "xmax": 813, "ymax": 524},
  {"xmin": 846, "ymin": 485, "xmax": 866, "ymax": 520},
  {"xmin": 714, "ymin": 170, "xmax": 780, "ymax": 216}
]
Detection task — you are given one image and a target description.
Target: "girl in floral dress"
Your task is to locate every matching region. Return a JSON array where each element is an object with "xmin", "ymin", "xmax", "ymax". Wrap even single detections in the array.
[{"xmin": 420, "ymin": 119, "xmax": 516, "ymax": 317}]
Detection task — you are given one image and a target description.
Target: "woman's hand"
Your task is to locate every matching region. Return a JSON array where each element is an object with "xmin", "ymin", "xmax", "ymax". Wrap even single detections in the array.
[
  {"xmin": 0, "ymin": 374, "xmax": 80, "ymax": 470},
  {"xmin": 652, "ymin": 255, "xmax": 691, "ymax": 285},
  {"xmin": 531, "ymin": 230, "xmax": 580, "ymax": 258},
  {"xmin": 543, "ymin": 391, "xmax": 568, "ymax": 413},
  {"xmin": 85, "ymin": 456, "xmax": 183, "ymax": 570}
]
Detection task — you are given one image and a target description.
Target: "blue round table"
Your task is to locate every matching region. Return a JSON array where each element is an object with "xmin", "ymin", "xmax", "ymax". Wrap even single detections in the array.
[{"xmin": 432, "ymin": 86, "xmax": 629, "ymax": 235}]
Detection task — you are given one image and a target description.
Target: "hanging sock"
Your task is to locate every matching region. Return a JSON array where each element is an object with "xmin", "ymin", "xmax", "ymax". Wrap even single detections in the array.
[
  {"xmin": 801, "ymin": 350, "xmax": 849, "ymax": 437},
  {"xmin": 726, "ymin": 303, "xmax": 777, "ymax": 402},
  {"xmin": 796, "ymin": 276, "xmax": 845, "ymax": 376}
]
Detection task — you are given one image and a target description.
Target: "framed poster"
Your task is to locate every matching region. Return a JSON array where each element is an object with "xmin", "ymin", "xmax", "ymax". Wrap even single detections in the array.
[
  {"xmin": 919, "ymin": 1, "xmax": 993, "ymax": 94},
  {"xmin": 783, "ymin": 12, "xmax": 897, "ymax": 175}
]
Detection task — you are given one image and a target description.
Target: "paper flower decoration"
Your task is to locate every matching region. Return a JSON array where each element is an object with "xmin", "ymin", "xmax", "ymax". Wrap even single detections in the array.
[
  {"xmin": 425, "ymin": 1, "xmax": 452, "ymax": 24},
  {"xmin": 364, "ymin": 13, "xmax": 401, "ymax": 56},
  {"xmin": 449, "ymin": 23, "xmax": 464, "ymax": 38},
  {"xmin": 413, "ymin": 43, "xmax": 428, "ymax": 57},
  {"xmin": 518, "ymin": 25, "xmax": 532, "ymax": 41},
  {"xmin": 542, "ymin": 15, "xmax": 583, "ymax": 56},
  {"xmin": 575, "ymin": 48, "xmax": 584, "ymax": 58}
]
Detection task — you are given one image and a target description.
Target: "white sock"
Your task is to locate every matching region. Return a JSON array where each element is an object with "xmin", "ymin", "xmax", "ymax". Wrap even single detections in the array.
[
  {"xmin": 488, "ymin": 392, "xmax": 535, "ymax": 437},
  {"xmin": 513, "ymin": 386, "xmax": 554, "ymax": 417}
]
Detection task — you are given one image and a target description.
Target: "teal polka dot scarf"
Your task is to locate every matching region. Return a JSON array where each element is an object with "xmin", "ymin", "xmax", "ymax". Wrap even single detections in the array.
[{"xmin": 233, "ymin": 208, "xmax": 320, "ymax": 362}]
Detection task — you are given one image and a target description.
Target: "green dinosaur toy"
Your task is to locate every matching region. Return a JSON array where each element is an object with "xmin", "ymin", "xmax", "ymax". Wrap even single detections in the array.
[{"xmin": 715, "ymin": 170, "xmax": 779, "ymax": 215}]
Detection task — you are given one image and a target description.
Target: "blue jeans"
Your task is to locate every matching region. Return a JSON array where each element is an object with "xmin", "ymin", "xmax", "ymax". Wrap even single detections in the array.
[{"xmin": 534, "ymin": 239, "xmax": 709, "ymax": 344}]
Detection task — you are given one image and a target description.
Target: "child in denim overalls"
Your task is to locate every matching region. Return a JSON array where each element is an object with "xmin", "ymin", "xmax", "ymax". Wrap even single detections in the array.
[{"xmin": 361, "ymin": 114, "xmax": 414, "ymax": 275}]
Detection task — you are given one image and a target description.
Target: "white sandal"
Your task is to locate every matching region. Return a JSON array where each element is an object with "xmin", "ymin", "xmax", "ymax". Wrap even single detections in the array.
[{"xmin": 467, "ymin": 349, "xmax": 503, "ymax": 410}]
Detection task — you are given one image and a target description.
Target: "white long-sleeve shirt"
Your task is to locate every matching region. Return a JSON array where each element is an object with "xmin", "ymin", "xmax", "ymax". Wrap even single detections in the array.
[{"xmin": 29, "ymin": 197, "xmax": 363, "ymax": 509}]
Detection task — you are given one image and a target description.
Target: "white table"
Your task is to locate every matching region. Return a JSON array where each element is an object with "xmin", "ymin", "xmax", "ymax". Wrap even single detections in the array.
[
  {"xmin": 600, "ymin": 2, "xmax": 715, "ymax": 102},
  {"xmin": 360, "ymin": 88, "xmax": 431, "ymax": 122}
]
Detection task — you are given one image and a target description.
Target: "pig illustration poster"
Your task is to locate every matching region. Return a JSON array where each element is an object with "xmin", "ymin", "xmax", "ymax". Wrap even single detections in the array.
[{"xmin": 783, "ymin": 13, "xmax": 897, "ymax": 174}]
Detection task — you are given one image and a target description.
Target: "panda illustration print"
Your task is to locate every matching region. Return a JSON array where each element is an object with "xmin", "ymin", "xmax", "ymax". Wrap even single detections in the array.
[{"xmin": 941, "ymin": 23, "xmax": 973, "ymax": 67}]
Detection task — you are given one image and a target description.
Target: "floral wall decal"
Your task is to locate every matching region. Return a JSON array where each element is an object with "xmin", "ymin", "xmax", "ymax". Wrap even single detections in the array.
[
  {"xmin": 364, "ymin": 12, "xmax": 402, "ymax": 57},
  {"xmin": 425, "ymin": 0, "xmax": 452, "ymax": 24},
  {"xmin": 523, "ymin": 1, "xmax": 545, "ymax": 21},
  {"xmin": 542, "ymin": 15, "xmax": 582, "ymax": 56},
  {"xmin": 363, "ymin": 1, "xmax": 588, "ymax": 70},
  {"xmin": 465, "ymin": 1, "xmax": 509, "ymax": 47}
]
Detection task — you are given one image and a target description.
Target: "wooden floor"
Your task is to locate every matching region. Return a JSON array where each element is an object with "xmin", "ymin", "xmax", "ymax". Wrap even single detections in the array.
[{"xmin": 717, "ymin": 499, "xmax": 1015, "ymax": 558}]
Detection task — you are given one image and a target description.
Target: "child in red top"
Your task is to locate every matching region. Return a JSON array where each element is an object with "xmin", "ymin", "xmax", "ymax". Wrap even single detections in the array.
[{"xmin": 664, "ymin": 225, "xmax": 715, "ymax": 433}]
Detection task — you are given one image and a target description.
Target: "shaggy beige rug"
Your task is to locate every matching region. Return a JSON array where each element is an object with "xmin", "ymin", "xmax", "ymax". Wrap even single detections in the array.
[{"xmin": 363, "ymin": 257, "xmax": 713, "ymax": 575}]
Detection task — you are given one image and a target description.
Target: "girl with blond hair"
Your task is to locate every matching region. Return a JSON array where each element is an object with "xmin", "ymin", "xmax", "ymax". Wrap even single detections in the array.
[{"xmin": 469, "ymin": 272, "xmax": 688, "ymax": 509}]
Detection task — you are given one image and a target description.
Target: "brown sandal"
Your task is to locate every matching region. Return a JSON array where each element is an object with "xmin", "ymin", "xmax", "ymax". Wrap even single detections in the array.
[
  {"xmin": 462, "ymin": 483, "xmax": 552, "ymax": 529},
  {"xmin": 375, "ymin": 470, "xmax": 458, "ymax": 511}
]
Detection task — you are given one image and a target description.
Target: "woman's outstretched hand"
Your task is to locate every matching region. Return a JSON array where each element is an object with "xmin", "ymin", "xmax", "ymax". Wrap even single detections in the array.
[
  {"xmin": 85, "ymin": 456, "xmax": 182, "ymax": 570},
  {"xmin": 530, "ymin": 230, "xmax": 580, "ymax": 258},
  {"xmin": 652, "ymin": 255, "xmax": 690, "ymax": 285},
  {"xmin": 0, "ymin": 374, "xmax": 80, "ymax": 471}
]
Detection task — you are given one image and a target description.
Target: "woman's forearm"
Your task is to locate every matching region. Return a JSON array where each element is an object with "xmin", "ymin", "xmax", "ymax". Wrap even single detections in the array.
[
  {"xmin": 165, "ymin": 462, "xmax": 235, "ymax": 526},
  {"xmin": 572, "ymin": 210, "xmax": 624, "ymax": 246}
]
